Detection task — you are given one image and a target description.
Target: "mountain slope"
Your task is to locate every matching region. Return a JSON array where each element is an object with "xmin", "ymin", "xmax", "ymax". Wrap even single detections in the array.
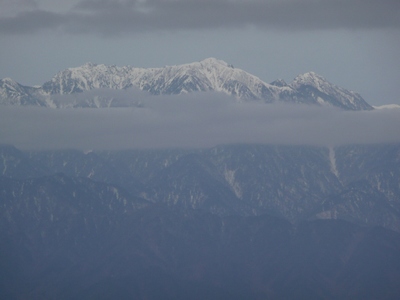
[
  {"xmin": 42, "ymin": 58, "xmax": 276, "ymax": 99},
  {"xmin": 2, "ymin": 143, "xmax": 399, "ymax": 231},
  {"xmin": 1, "ymin": 181, "xmax": 400, "ymax": 299},
  {"xmin": 0, "ymin": 58, "xmax": 373, "ymax": 110},
  {"xmin": 291, "ymin": 72, "xmax": 371, "ymax": 110},
  {"xmin": 0, "ymin": 78, "xmax": 45, "ymax": 106},
  {"xmin": 1, "ymin": 143, "xmax": 400, "ymax": 298}
]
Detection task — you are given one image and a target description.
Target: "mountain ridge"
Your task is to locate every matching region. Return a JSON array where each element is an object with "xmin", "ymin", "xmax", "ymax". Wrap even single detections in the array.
[
  {"xmin": 2, "ymin": 143, "xmax": 400, "ymax": 232},
  {"xmin": 0, "ymin": 58, "xmax": 372, "ymax": 110},
  {"xmin": 2, "ymin": 179, "xmax": 399, "ymax": 299}
]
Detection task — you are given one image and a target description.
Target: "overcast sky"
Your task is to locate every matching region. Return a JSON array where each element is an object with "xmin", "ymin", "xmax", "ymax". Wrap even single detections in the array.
[{"xmin": 0, "ymin": 0, "xmax": 399, "ymax": 105}]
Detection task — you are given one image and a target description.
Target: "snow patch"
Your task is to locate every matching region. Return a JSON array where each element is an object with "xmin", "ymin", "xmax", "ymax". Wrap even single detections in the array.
[
  {"xmin": 373, "ymin": 104, "xmax": 400, "ymax": 110},
  {"xmin": 1, "ymin": 154, "xmax": 7, "ymax": 175},
  {"xmin": 224, "ymin": 168, "xmax": 242, "ymax": 198},
  {"xmin": 329, "ymin": 147, "xmax": 339, "ymax": 178},
  {"xmin": 317, "ymin": 97, "xmax": 325, "ymax": 105},
  {"xmin": 112, "ymin": 187, "xmax": 120, "ymax": 200}
]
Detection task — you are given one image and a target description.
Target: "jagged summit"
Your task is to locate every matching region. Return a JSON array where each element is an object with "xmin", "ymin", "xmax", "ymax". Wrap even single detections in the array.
[
  {"xmin": 199, "ymin": 57, "xmax": 231, "ymax": 67},
  {"xmin": 290, "ymin": 71, "xmax": 370, "ymax": 110},
  {"xmin": 270, "ymin": 79, "xmax": 288, "ymax": 87},
  {"xmin": 0, "ymin": 59, "xmax": 373, "ymax": 110},
  {"xmin": 40, "ymin": 57, "xmax": 271, "ymax": 99},
  {"xmin": 81, "ymin": 62, "xmax": 96, "ymax": 67},
  {"xmin": 1, "ymin": 77, "xmax": 17, "ymax": 84},
  {"xmin": 292, "ymin": 71, "xmax": 327, "ymax": 88}
]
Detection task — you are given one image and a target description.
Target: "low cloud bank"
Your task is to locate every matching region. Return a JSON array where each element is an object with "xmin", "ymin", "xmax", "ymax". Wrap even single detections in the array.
[{"xmin": 1, "ymin": 93, "xmax": 400, "ymax": 150}]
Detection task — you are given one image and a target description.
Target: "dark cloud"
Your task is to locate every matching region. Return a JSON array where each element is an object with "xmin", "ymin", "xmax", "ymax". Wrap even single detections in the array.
[
  {"xmin": 1, "ymin": 92, "xmax": 400, "ymax": 150},
  {"xmin": 0, "ymin": 10, "xmax": 66, "ymax": 34},
  {"xmin": 1, "ymin": 0, "xmax": 399, "ymax": 35},
  {"xmin": 0, "ymin": 0, "xmax": 38, "ymax": 15}
]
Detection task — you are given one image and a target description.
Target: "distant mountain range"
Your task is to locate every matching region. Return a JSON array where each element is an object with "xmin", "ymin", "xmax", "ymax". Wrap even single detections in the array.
[
  {"xmin": 1, "ymin": 143, "xmax": 400, "ymax": 299},
  {"xmin": 2, "ymin": 143, "xmax": 399, "ymax": 232},
  {"xmin": 2, "ymin": 59, "xmax": 399, "ymax": 299},
  {"xmin": 0, "ymin": 58, "xmax": 372, "ymax": 110}
]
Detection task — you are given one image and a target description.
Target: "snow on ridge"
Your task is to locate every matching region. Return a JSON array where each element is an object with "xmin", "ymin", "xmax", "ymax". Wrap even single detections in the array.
[
  {"xmin": 291, "ymin": 71, "xmax": 330, "ymax": 90},
  {"xmin": 373, "ymin": 104, "xmax": 400, "ymax": 110},
  {"xmin": 0, "ymin": 59, "xmax": 374, "ymax": 110},
  {"xmin": 1, "ymin": 77, "xmax": 17, "ymax": 83},
  {"xmin": 200, "ymin": 57, "xmax": 230, "ymax": 67},
  {"xmin": 290, "ymin": 71, "xmax": 371, "ymax": 109},
  {"xmin": 44, "ymin": 57, "xmax": 278, "ymax": 99}
]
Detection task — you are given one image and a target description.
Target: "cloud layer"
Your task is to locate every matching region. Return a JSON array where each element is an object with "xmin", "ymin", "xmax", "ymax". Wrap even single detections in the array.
[
  {"xmin": 1, "ymin": 93, "xmax": 400, "ymax": 150},
  {"xmin": 1, "ymin": 0, "xmax": 399, "ymax": 35}
]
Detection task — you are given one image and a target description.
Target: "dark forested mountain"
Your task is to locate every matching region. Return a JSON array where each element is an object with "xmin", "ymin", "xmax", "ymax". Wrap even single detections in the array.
[
  {"xmin": 1, "ymin": 57, "xmax": 398, "ymax": 298},
  {"xmin": 0, "ymin": 58, "xmax": 372, "ymax": 110},
  {"xmin": 2, "ymin": 143, "xmax": 399, "ymax": 231},
  {"xmin": 1, "ymin": 177, "xmax": 400, "ymax": 299},
  {"xmin": 1, "ymin": 143, "xmax": 400, "ymax": 299}
]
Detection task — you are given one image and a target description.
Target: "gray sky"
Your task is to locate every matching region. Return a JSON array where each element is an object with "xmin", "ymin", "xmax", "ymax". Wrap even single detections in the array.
[{"xmin": 0, "ymin": 0, "xmax": 399, "ymax": 105}]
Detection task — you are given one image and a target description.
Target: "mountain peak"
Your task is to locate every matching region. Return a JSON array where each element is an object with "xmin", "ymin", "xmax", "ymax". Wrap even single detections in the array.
[
  {"xmin": 0, "ymin": 78, "xmax": 26, "ymax": 91},
  {"xmin": 1, "ymin": 77, "xmax": 18, "ymax": 85},
  {"xmin": 291, "ymin": 71, "xmax": 335, "ymax": 94},
  {"xmin": 0, "ymin": 59, "xmax": 373, "ymax": 110},
  {"xmin": 290, "ymin": 71, "xmax": 372, "ymax": 110},
  {"xmin": 292, "ymin": 71, "xmax": 327, "ymax": 88},
  {"xmin": 82, "ymin": 62, "xmax": 97, "ymax": 68},
  {"xmin": 199, "ymin": 57, "xmax": 231, "ymax": 68},
  {"xmin": 270, "ymin": 79, "xmax": 288, "ymax": 87}
]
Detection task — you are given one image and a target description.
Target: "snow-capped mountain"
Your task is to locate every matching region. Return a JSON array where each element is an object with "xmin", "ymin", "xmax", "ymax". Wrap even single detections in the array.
[
  {"xmin": 0, "ymin": 78, "xmax": 45, "ymax": 106},
  {"xmin": 0, "ymin": 58, "xmax": 373, "ymax": 110},
  {"xmin": 42, "ymin": 58, "xmax": 274, "ymax": 99},
  {"xmin": 291, "ymin": 72, "xmax": 371, "ymax": 110}
]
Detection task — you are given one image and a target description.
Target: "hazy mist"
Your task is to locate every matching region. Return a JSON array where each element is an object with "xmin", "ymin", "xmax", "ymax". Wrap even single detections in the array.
[{"xmin": 1, "ymin": 91, "xmax": 400, "ymax": 150}]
